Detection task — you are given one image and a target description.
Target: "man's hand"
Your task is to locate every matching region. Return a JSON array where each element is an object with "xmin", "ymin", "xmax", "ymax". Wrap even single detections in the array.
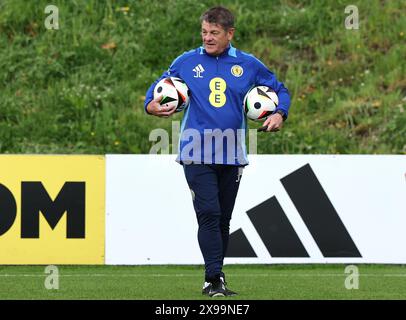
[
  {"xmin": 146, "ymin": 95, "xmax": 177, "ymax": 117},
  {"xmin": 259, "ymin": 113, "xmax": 284, "ymax": 132}
]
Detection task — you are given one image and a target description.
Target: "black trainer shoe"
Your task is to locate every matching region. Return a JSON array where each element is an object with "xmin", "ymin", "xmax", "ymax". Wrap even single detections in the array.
[
  {"xmin": 208, "ymin": 280, "xmax": 227, "ymax": 297},
  {"xmin": 220, "ymin": 274, "xmax": 238, "ymax": 296},
  {"xmin": 202, "ymin": 275, "xmax": 238, "ymax": 296},
  {"xmin": 202, "ymin": 281, "xmax": 211, "ymax": 295}
]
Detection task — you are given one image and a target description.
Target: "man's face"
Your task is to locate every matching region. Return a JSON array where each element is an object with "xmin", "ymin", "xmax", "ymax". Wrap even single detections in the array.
[{"xmin": 201, "ymin": 20, "xmax": 234, "ymax": 56}]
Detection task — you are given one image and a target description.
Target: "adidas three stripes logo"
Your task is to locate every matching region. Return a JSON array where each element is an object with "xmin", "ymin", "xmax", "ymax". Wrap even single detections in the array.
[
  {"xmin": 193, "ymin": 64, "xmax": 205, "ymax": 78},
  {"xmin": 226, "ymin": 164, "xmax": 362, "ymax": 258}
]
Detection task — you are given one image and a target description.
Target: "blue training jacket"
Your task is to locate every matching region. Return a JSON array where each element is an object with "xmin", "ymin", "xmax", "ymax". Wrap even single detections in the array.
[{"xmin": 144, "ymin": 43, "xmax": 291, "ymax": 166}]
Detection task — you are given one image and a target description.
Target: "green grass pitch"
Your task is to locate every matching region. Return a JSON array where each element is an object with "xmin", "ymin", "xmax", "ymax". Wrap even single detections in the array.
[{"xmin": 0, "ymin": 264, "xmax": 405, "ymax": 300}]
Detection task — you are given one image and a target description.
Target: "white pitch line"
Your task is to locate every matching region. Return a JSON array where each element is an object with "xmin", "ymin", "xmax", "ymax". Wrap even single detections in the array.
[{"xmin": 1, "ymin": 273, "xmax": 406, "ymax": 278}]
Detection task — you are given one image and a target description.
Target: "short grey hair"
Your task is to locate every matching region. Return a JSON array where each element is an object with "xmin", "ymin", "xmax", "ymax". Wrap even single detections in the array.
[{"xmin": 200, "ymin": 6, "xmax": 235, "ymax": 31}]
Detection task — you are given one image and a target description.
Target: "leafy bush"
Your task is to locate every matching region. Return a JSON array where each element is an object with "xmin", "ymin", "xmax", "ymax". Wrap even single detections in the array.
[{"xmin": 0, "ymin": 0, "xmax": 404, "ymax": 154}]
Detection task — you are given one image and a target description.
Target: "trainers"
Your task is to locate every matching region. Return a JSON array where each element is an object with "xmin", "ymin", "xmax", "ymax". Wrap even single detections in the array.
[
  {"xmin": 208, "ymin": 280, "xmax": 227, "ymax": 297},
  {"xmin": 220, "ymin": 274, "xmax": 238, "ymax": 296},
  {"xmin": 202, "ymin": 282, "xmax": 211, "ymax": 295},
  {"xmin": 202, "ymin": 275, "xmax": 238, "ymax": 296}
]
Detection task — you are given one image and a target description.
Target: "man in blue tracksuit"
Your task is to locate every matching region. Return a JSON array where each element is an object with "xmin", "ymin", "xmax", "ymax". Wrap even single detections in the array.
[{"xmin": 145, "ymin": 6, "xmax": 291, "ymax": 297}]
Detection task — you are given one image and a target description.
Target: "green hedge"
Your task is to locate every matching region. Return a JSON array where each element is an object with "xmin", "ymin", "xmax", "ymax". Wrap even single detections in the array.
[{"xmin": 0, "ymin": 0, "xmax": 405, "ymax": 154}]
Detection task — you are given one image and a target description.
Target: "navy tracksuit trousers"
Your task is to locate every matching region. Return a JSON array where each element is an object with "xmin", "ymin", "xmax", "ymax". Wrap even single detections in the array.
[{"xmin": 183, "ymin": 164, "xmax": 243, "ymax": 282}]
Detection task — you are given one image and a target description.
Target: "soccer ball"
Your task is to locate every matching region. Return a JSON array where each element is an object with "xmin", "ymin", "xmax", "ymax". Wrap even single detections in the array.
[
  {"xmin": 243, "ymin": 86, "xmax": 278, "ymax": 121},
  {"xmin": 153, "ymin": 77, "xmax": 190, "ymax": 112}
]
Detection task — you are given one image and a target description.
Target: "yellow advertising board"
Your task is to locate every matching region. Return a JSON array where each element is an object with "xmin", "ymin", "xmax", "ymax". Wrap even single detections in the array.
[{"xmin": 0, "ymin": 155, "xmax": 105, "ymax": 264}]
